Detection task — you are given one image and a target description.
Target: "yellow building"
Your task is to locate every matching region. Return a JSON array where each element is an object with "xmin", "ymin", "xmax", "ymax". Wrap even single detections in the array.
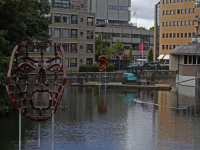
[{"xmin": 154, "ymin": 0, "xmax": 200, "ymax": 61}]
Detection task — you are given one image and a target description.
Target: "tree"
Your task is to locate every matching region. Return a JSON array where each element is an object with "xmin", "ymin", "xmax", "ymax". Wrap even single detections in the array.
[
  {"xmin": 147, "ymin": 48, "xmax": 153, "ymax": 62},
  {"xmin": 111, "ymin": 39, "xmax": 125, "ymax": 56},
  {"xmin": 0, "ymin": 0, "xmax": 51, "ymax": 113},
  {"xmin": 149, "ymin": 26, "xmax": 154, "ymax": 31},
  {"xmin": 129, "ymin": 46, "xmax": 133, "ymax": 63},
  {"xmin": 95, "ymin": 33, "xmax": 103, "ymax": 55},
  {"xmin": 137, "ymin": 27, "xmax": 146, "ymax": 30},
  {"xmin": 104, "ymin": 45, "xmax": 113, "ymax": 60}
]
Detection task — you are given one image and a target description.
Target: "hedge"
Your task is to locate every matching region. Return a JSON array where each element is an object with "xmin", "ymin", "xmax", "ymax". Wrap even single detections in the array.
[
  {"xmin": 136, "ymin": 65, "xmax": 169, "ymax": 70},
  {"xmin": 79, "ymin": 63, "xmax": 115, "ymax": 72}
]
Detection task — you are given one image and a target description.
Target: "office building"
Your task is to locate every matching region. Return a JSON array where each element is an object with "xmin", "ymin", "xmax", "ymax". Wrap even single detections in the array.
[{"xmin": 154, "ymin": 0, "xmax": 200, "ymax": 61}]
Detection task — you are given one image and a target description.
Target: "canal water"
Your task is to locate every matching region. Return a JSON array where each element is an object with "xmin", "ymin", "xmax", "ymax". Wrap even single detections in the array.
[{"xmin": 1, "ymin": 79, "xmax": 200, "ymax": 150}]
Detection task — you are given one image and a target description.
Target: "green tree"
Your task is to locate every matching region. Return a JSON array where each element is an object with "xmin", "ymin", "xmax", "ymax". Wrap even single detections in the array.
[
  {"xmin": 111, "ymin": 39, "xmax": 125, "ymax": 56},
  {"xmin": 95, "ymin": 33, "xmax": 103, "ymax": 55},
  {"xmin": 147, "ymin": 48, "xmax": 153, "ymax": 62},
  {"xmin": 0, "ymin": 0, "xmax": 51, "ymax": 113},
  {"xmin": 104, "ymin": 45, "xmax": 113, "ymax": 60},
  {"xmin": 149, "ymin": 26, "xmax": 154, "ymax": 31},
  {"xmin": 137, "ymin": 27, "xmax": 146, "ymax": 30},
  {"xmin": 129, "ymin": 46, "xmax": 133, "ymax": 63}
]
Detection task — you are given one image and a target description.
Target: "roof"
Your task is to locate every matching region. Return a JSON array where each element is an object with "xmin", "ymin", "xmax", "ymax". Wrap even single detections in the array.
[{"xmin": 170, "ymin": 44, "xmax": 200, "ymax": 55}]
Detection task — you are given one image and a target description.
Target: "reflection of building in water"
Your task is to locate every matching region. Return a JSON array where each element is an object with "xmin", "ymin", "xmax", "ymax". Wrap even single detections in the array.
[{"xmin": 156, "ymin": 86, "xmax": 200, "ymax": 148}]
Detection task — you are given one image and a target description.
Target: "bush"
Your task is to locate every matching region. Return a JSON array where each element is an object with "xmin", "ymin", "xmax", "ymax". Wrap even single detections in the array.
[
  {"xmin": 79, "ymin": 63, "xmax": 115, "ymax": 72},
  {"xmin": 136, "ymin": 65, "xmax": 169, "ymax": 70}
]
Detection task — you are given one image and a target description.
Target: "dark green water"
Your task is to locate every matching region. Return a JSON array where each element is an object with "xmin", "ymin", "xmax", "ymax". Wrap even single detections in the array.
[{"xmin": 1, "ymin": 79, "xmax": 200, "ymax": 150}]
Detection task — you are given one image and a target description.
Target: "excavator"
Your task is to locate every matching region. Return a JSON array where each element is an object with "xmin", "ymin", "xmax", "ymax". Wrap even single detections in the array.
[{"xmin": 122, "ymin": 61, "xmax": 160, "ymax": 85}]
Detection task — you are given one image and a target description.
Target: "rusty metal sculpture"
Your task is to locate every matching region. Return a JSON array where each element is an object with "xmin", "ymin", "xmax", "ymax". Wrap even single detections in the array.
[
  {"xmin": 6, "ymin": 43, "xmax": 66, "ymax": 121},
  {"xmin": 98, "ymin": 56, "xmax": 108, "ymax": 72}
]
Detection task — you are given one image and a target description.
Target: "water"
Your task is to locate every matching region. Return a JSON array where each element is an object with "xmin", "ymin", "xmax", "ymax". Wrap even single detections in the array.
[{"xmin": 1, "ymin": 79, "xmax": 200, "ymax": 150}]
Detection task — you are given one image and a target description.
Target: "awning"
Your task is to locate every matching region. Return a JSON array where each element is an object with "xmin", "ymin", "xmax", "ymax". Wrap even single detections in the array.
[
  {"xmin": 163, "ymin": 54, "xmax": 169, "ymax": 59},
  {"xmin": 158, "ymin": 54, "xmax": 164, "ymax": 59}
]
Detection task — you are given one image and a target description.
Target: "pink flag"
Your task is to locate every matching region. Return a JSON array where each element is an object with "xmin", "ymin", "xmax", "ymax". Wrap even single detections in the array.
[{"xmin": 139, "ymin": 43, "xmax": 143, "ymax": 54}]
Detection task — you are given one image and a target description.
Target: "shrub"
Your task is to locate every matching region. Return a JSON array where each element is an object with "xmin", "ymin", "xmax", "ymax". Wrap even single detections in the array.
[{"xmin": 79, "ymin": 63, "xmax": 115, "ymax": 72}]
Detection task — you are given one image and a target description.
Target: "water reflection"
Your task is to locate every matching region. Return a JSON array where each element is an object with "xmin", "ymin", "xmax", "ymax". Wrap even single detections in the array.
[{"xmin": 1, "ymin": 79, "xmax": 200, "ymax": 149}]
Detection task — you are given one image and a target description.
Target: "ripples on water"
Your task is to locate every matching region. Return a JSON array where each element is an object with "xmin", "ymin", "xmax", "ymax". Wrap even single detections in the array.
[{"xmin": 1, "ymin": 78, "xmax": 200, "ymax": 150}]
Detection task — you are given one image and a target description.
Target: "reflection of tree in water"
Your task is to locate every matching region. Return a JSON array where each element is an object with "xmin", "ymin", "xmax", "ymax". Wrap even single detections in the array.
[{"xmin": 98, "ymin": 102, "xmax": 107, "ymax": 114}]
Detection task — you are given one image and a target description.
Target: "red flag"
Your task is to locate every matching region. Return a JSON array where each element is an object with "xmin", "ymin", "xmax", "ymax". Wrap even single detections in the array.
[{"xmin": 139, "ymin": 43, "xmax": 143, "ymax": 54}]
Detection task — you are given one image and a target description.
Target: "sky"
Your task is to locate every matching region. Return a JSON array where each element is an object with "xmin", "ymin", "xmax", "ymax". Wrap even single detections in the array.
[{"xmin": 130, "ymin": 0, "xmax": 159, "ymax": 29}]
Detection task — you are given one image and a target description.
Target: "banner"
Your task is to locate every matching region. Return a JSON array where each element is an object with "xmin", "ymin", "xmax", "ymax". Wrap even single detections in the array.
[{"xmin": 139, "ymin": 43, "xmax": 143, "ymax": 54}]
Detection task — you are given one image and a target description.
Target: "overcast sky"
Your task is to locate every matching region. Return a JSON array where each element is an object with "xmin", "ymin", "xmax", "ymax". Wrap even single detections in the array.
[{"xmin": 130, "ymin": 0, "xmax": 159, "ymax": 29}]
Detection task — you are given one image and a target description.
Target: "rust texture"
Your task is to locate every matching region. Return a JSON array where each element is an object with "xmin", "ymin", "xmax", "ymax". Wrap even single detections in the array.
[
  {"xmin": 6, "ymin": 43, "xmax": 66, "ymax": 121},
  {"xmin": 98, "ymin": 56, "xmax": 108, "ymax": 72}
]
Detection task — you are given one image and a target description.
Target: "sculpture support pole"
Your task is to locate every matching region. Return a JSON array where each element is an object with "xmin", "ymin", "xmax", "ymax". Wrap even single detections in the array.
[
  {"xmin": 52, "ymin": 110, "xmax": 54, "ymax": 150},
  {"xmin": 105, "ymin": 69, "xmax": 106, "ymax": 92},
  {"xmin": 38, "ymin": 122, "xmax": 41, "ymax": 147},
  {"xmin": 19, "ymin": 109, "xmax": 21, "ymax": 150}
]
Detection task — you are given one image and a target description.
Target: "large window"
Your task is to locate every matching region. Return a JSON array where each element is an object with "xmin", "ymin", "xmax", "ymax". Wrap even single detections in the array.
[
  {"xmin": 71, "ymin": 43, "xmax": 77, "ymax": 53},
  {"xmin": 87, "ymin": 44, "xmax": 93, "ymax": 53},
  {"xmin": 71, "ymin": 29, "xmax": 77, "ymax": 38},
  {"xmin": 63, "ymin": 14, "xmax": 70, "ymax": 23},
  {"xmin": 54, "ymin": 28, "xmax": 61, "ymax": 38},
  {"xmin": 62, "ymin": 43, "xmax": 69, "ymax": 52},
  {"xmin": 87, "ymin": 17, "xmax": 93, "ymax": 26},
  {"xmin": 70, "ymin": 58, "xmax": 77, "ymax": 67},
  {"xmin": 54, "ymin": 13, "xmax": 61, "ymax": 23},
  {"xmin": 63, "ymin": 29, "xmax": 69, "ymax": 38},
  {"xmin": 87, "ymin": 30, "xmax": 93, "ymax": 39},
  {"xmin": 71, "ymin": 15, "xmax": 78, "ymax": 24},
  {"xmin": 49, "ymin": 28, "xmax": 52, "ymax": 37},
  {"xmin": 65, "ymin": 58, "xmax": 69, "ymax": 67}
]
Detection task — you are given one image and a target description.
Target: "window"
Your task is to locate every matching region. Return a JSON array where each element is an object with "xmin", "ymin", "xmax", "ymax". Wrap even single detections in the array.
[
  {"xmin": 174, "ymin": 21, "xmax": 176, "ymax": 26},
  {"xmin": 177, "ymin": 21, "xmax": 180, "ymax": 26},
  {"xmin": 181, "ymin": 21, "xmax": 184, "ymax": 26},
  {"xmin": 71, "ymin": 43, "xmax": 77, "ymax": 53},
  {"xmin": 170, "ymin": 21, "xmax": 173, "ymax": 26},
  {"xmin": 173, "ymin": 33, "xmax": 176, "ymax": 38},
  {"xmin": 193, "ymin": 8, "xmax": 195, "ymax": 13},
  {"xmin": 63, "ymin": 14, "xmax": 70, "ymax": 23},
  {"xmin": 181, "ymin": 0, "xmax": 184, "ymax": 1},
  {"xmin": 177, "ymin": 33, "xmax": 180, "ymax": 38},
  {"xmin": 185, "ymin": 9, "xmax": 188, "ymax": 13},
  {"xmin": 170, "ymin": 10, "xmax": 173, "ymax": 15},
  {"xmin": 170, "ymin": 0, "xmax": 173, "ymax": 2},
  {"xmin": 162, "ymin": 33, "xmax": 165, "ymax": 38},
  {"xmin": 170, "ymin": 33, "xmax": 172, "ymax": 38},
  {"xmin": 71, "ymin": 29, "xmax": 77, "ymax": 38},
  {"xmin": 189, "ymin": 8, "xmax": 192, "ymax": 13},
  {"xmin": 189, "ymin": 56, "xmax": 192, "ymax": 64},
  {"xmin": 198, "ymin": 56, "xmax": 200, "ymax": 64},
  {"xmin": 181, "ymin": 9, "xmax": 184, "ymax": 14},
  {"xmin": 166, "ymin": 10, "xmax": 169, "ymax": 15},
  {"xmin": 167, "ymin": 0, "xmax": 169, "ymax": 3},
  {"xmin": 81, "ymin": 4, "xmax": 83, "ymax": 8},
  {"xmin": 54, "ymin": 13, "xmax": 61, "ymax": 23},
  {"xmin": 71, "ymin": 15, "xmax": 78, "ymax": 24},
  {"xmin": 169, "ymin": 45, "xmax": 172, "ymax": 49},
  {"xmin": 162, "ymin": 45, "xmax": 165, "ymax": 49},
  {"xmin": 163, "ymin": 0, "xmax": 166, "ymax": 3},
  {"xmin": 174, "ymin": 0, "xmax": 176, "ymax": 2},
  {"xmin": 178, "ymin": 0, "xmax": 180, "ymax": 2},
  {"xmin": 163, "ymin": 22, "xmax": 165, "ymax": 27},
  {"xmin": 80, "ymin": 18, "xmax": 83, "ymax": 22},
  {"xmin": 173, "ymin": 45, "xmax": 176, "ymax": 49},
  {"xmin": 63, "ymin": 29, "xmax": 69, "ymax": 38},
  {"xmin": 174, "ymin": 9, "xmax": 176, "ymax": 14},
  {"xmin": 54, "ymin": 28, "xmax": 61, "ymax": 38},
  {"xmin": 87, "ymin": 44, "xmax": 93, "ymax": 53},
  {"xmin": 185, "ymin": 21, "xmax": 188, "ymax": 25},
  {"xmin": 177, "ymin": 9, "xmax": 180, "ymax": 14},
  {"xmin": 62, "ymin": 43, "xmax": 69, "ymax": 52},
  {"xmin": 70, "ymin": 58, "xmax": 77, "ymax": 67},
  {"xmin": 193, "ymin": 56, "xmax": 196, "ymax": 64},
  {"xmin": 181, "ymin": 33, "xmax": 183, "ymax": 37},
  {"xmin": 87, "ymin": 17, "xmax": 93, "ymax": 26},
  {"xmin": 166, "ymin": 22, "xmax": 169, "ymax": 26},
  {"xmin": 163, "ymin": 11, "xmax": 165, "ymax": 15},
  {"xmin": 86, "ymin": 58, "xmax": 93, "ymax": 64},
  {"xmin": 166, "ymin": 33, "xmax": 168, "ymax": 38},
  {"xmin": 80, "ymin": 45, "xmax": 83, "ymax": 49},
  {"xmin": 166, "ymin": 45, "xmax": 168, "ymax": 49},
  {"xmin": 80, "ymin": 32, "xmax": 83, "ymax": 35},
  {"xmin": 87, "ymin": 30, "xmax": 93, "ymax": 39},
  {"xmin": 49, "ymin": 28, "xmax": 52, "ymax": 37},
  {"xmin": 184, "ymin": 55, "xmax": 187, "ymax": 64},
  {"xmin": 65, "ymin": 58, "xmax": 69, "ymax": 67},
  {"xmin": 193, "ymin": 21, "xmax": 195, "ymax": 25},
  {"xmin": 189, "ymin": 32, "xmax": 191, "ymax": 37},
  {"xmin": 189, "ymin": 20, "xmax": 192, "ymax": 25},
  {"xmin": 185, "ymin": 33, "xmax": 187, "ymax": 37}
]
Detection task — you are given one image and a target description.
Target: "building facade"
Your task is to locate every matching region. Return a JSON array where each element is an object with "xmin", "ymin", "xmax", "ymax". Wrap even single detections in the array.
[
  {"xmin": 49, "ymin": 0, "xmax": 95, "ymax": 72},
  {"xmin": 154, "ymin": 0, "xmax": 200, "ymax": 61}
]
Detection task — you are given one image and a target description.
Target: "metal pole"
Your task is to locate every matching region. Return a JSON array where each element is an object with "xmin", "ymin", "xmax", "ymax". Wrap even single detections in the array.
[
  {"xmin": 52, "ymin": 110, "xmax": 54, "ymax": 150},
  {"xmin": 105, "ymin": 69, "xmax": 106, "ymax": 92},
  {"xmin": 19, "ymin": 109, "xmax": 21, "ymax": 150},
  {"xmin": 38, "ymin": 122, "xmax": 41, "ymax": 147}
]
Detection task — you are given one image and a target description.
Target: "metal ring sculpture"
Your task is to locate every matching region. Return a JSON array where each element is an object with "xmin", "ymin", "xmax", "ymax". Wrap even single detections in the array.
[
  {"xmin": 6, "ymin": 43, "xmax": 66, "ymax": 121},
  {"xmin": 98, "ymin": 56, "xmax": 108, "ymax": 72}
]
